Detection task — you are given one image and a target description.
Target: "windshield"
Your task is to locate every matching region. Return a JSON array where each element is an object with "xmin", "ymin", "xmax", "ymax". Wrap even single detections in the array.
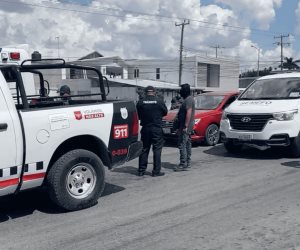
[
  {"xmin": 194, "ymin": 95, "xmax": 224, "ymax": 110},
  {"xmin": 240, "ymin": 78, "xmax": 300, "ymax": 100}
]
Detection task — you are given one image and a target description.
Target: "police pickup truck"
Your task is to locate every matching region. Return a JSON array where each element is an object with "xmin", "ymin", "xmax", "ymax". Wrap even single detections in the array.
[{"xmin": 0, "ymin": 57, "xmax": 141, "ymax": 211}]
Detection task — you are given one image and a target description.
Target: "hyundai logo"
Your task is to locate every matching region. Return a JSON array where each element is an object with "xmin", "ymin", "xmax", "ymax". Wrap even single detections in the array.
[{"xmin": 241, "ymin": 117, "xmax": 251, "ymax": 122}]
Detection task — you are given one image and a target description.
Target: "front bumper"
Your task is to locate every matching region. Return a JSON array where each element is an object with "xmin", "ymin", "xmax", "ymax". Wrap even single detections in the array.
[{"xmin": 220, "ymin": 118, "xmax": 299, "ymax": 147}]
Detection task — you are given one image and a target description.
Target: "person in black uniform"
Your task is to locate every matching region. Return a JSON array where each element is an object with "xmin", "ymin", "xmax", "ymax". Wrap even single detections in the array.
[{"xmin": 137, "ymin": 86, "xmax": 168, "ymax": 177}]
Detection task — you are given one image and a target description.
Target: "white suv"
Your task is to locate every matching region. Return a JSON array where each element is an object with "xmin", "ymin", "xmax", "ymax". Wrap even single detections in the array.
[{"xmin": 220, "ymin": 72, "xmax": 300, "ymax": 157}]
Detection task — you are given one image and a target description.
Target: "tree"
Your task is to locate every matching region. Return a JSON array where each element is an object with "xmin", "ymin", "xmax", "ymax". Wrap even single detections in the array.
[{"xmin": 279, "ymin": 57, "xmax": 300, "ymax": 70}]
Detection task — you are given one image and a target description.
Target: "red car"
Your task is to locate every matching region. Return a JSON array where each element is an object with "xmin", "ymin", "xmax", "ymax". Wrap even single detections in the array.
[{"xmin": 162, "ymin": 91, "xmax": 239, "ymax": 145}]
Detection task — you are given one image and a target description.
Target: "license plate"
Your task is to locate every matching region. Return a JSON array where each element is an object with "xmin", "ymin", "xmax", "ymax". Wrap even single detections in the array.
[
  {"xmin": 238, "ymin": 134, "xmax": 253, "ymax": 141},
  {"xmin": 163, "ymin": 128, "xmax": 171, "ymax": 134}
]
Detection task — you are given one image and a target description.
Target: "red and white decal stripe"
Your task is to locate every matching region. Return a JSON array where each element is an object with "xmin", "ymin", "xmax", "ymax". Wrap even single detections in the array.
[{"xmin": 0, "ymin": 162, "xmax": 46, "ymax": 189}]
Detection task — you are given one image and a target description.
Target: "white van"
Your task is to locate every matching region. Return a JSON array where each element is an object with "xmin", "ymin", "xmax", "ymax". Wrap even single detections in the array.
[
  {"xmin": 0, "ymin": 45, "xmax": 36, "ymax": 95},
  {"xmin": 220, "ymin": 72, "xmax": 300, "ymax": 157}
]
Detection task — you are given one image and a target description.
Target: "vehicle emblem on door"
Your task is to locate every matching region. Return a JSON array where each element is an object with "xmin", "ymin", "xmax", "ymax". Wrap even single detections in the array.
[
  {"xmin": 120, "ymin": 107, "xmax": 128, "ymax": 120},
  {"xmin": 241, "ymin": 117, "xmax": 251, "ymax": 122},
  {"xmin": 74, "ymin": 111, "xmax": 83, "ymax": 120}
]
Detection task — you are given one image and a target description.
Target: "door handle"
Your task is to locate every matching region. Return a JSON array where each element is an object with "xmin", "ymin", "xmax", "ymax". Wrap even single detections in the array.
[{"xmin": 0, "ymin": 123, "xmax": 8, "ymax": 131}]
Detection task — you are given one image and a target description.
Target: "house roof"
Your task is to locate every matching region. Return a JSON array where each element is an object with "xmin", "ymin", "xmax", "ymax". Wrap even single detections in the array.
[
  {"xmin": 70, "ymin": 56, "xmax": 128, "ymax": 68},
  {"xmin": 78, "ymin": 51, "xmax": 103, "ymax": 60}
]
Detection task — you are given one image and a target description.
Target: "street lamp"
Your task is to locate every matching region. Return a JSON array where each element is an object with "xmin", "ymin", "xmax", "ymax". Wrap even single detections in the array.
[{"xmin": 251, "ymin": 45, "xmax": 260, "ymax": 77}]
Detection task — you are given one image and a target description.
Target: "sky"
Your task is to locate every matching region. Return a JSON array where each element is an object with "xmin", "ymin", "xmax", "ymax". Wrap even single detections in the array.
[{"xmin": 0, "ymin": 0, "xmax": 299, "ymax": 72}]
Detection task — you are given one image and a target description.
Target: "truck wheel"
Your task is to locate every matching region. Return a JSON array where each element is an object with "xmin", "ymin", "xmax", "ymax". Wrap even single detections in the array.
[
  {"xmin": 204, "ymin": 124, "xmax": 220, "ymax": 146},
  {"xmin": 46, "ymin": 149, "xmax": 105, "ymax": 211},
  {"xmin": 224, "ymin": 139, "xmax": 241, "ymax": 153},
  {"xmin": 290, "ymin": 134, "xmax": 300, "ymax": 157}
]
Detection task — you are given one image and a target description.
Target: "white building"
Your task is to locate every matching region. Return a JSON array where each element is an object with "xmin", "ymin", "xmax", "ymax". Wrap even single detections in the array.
[
  {"xmin": 70, "ymin": 54, "xmax": 239, "ymax": 90},
  {"xmin": 37, "ymin": 52, "xmax": 239, "ymax": 106}
]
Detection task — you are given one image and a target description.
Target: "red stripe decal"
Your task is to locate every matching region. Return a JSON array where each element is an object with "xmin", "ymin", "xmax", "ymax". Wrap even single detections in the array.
[
  {"xmin": 23, "ymin": 173, "xmax": 46, "ymax": 181},
  {"xmin": 0, "ymin": 173, "xmax": 46, "ymax": 189},
  {"xmin": 0, "ymin": 178, "xmax": 19, "ymax": 188}
]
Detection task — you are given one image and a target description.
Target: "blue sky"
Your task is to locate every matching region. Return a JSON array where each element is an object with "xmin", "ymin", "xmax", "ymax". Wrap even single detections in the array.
[
  {"xmin": 0, "ymin": 0, "xmax": 299, "ymax": 72},
  {"xmin": 251, "ymin": 0, "xmax": 298, "ymax": 52}
]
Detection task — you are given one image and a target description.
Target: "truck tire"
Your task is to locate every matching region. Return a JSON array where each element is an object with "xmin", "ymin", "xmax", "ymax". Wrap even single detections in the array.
[
  {"xmin": 204, "ymin": 124, "xmax": 220, "ymax": 146},
  {"xmin": 46, "ymin": 149, "xmax": 105, "ymax": 211},
  {"xmin": 290, "ymin": 134, "xmax": 300, "ymax": 157},
  {"xmin": 224, "ymin": 139, "xmax": 241, "ymax": 153}
]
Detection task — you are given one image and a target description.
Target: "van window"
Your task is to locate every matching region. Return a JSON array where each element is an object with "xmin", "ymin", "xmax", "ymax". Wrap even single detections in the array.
[{"xmin": 239, "ymin": 78, "xmax": 300, "ymax": 100}]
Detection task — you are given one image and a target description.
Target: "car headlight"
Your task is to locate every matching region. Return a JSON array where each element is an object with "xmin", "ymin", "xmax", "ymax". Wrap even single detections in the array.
[
  {"xmin": 221, "ymin": 111, "xmax": 228, "ymax": 120},
  {"xmin": 194, "ymin": 118, "xmax": 201, "ymax": 125},
  {"xmin": 273, "ymin": 110, "xmax": 298, "ymax": 121}
]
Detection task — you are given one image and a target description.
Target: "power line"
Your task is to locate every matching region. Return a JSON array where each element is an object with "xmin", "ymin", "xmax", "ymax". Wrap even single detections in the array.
[{"xmin": 210, "ymin": 45, "xmax": 225, "ymax": 58}]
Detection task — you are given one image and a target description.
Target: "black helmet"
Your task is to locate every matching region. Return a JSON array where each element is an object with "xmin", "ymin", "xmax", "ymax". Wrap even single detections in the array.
[{"xmin": 59, "ymin": 85, "xmax": 71, "ymax": 96}]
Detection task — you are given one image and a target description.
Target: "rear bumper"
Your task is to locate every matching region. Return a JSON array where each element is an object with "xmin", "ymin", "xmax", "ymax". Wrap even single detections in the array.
[{"xmin": 126, "ymin": 141, "xmax": 143, "ymax": 161}]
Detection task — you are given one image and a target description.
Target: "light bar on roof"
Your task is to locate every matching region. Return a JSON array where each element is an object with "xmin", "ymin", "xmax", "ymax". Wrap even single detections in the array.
[{"xmin": 10, "ymin": 52, "xmax": 20, "ymax": 60}]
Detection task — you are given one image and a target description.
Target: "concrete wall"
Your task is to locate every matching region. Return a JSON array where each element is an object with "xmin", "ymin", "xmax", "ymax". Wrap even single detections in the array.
[{"xmin": 195, "ymin": 56, "xmax": 239, "ymax": 90}]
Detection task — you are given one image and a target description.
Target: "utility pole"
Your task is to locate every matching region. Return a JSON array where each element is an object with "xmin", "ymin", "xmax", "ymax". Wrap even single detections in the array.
[
  {"xmin": 274, "ymin": 34, "xmax": 290, "ymax": 70},
  {"xmin": 175, "ymin": 19, "xmax": 189, "ymax": 86},
  {"xmin": 210, "ymin": 45, "xmax": 225, "ymax": 58},
  {"xmin": 55, "ymin": 36, "xmax": 60, "ymax": 58}
]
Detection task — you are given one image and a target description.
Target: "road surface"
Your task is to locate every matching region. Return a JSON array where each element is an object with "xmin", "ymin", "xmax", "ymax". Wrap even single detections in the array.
[{"xmin": 0, "ymin": 144, "xmax": 300, "ymax": 250}]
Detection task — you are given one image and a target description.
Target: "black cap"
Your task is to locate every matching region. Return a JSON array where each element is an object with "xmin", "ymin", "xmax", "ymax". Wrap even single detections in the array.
[{"xmin": 144, "ymin": 85, "xmax": 155, "ymax": 93}]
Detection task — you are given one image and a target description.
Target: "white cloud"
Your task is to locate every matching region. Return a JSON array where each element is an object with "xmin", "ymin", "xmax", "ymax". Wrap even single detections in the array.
[
  {"xmin": 295, "ymin": 1, "xmax": 300, "ymax": 35},
  {"xmin": 0, "ymin": 0, "xmax": 283, "ymax": 73},
  {"xmin": 215, "ymin": 0, "xmax": 282, "ymax": 30}
]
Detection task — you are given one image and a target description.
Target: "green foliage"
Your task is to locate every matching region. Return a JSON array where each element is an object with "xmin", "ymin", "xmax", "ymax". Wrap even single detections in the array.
[{"xmin": 279, "ymin": 57, "xmax": 300, "ymax": 70}]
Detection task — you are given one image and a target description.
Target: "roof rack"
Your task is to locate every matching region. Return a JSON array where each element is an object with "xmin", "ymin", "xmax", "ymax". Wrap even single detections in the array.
[{"xmin": 21, "ymin": 58, "xmax": 65, "ymax": 68}]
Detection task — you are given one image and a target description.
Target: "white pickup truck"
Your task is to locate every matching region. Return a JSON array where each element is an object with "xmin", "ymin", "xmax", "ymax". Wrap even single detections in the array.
[
  {"xmin": 220, "ymin": 72, "xmax": 300, "ymax": 157},
  {"xmin": 0, "ymin": 57, "xmax": 141, "ymax": 211}
]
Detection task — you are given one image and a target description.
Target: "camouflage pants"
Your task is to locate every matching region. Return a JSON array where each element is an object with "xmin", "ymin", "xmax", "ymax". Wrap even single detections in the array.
[{"xmin": 178, "ymin": 130, "xmax": 192, "ymax": 166}]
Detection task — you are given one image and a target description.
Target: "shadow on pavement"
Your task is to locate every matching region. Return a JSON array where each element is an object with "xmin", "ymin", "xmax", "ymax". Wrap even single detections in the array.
[
  {"xmin": 111, "ymin": 166, "xmax": 153, "ymax": 176},
  {"xmin": 162, "ymin": 162, "xmax": 177, "ymax": 170},
  {"xmin": 0, "ymin": 188, "xmax": 62, "ymax": 222},
  {"xmin": 281, "ymin": 161, "xmax": 300, "ymax": 168},
  {"xmin": 0, "ymin": 182, "xmax": 125, "ymax": 222},
  {"xmin": 102, "ymin": 182, "xmax": 126, "ymax": 196},
  {"xmin": 203, "ymin": 144, "xmax": 291, "ymax": 160},
  {"xmin": 111, "ymin": 166, "xmax": 138, "ymax": 175}
]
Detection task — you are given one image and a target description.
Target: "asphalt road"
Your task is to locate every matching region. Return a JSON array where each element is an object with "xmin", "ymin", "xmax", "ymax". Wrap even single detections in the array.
[{"xmin": 1, "ymin": 143, "xmax": 300, "ymax": 250}]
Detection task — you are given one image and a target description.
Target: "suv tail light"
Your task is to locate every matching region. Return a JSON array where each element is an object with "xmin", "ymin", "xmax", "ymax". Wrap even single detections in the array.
[
  {"xmin": 132, "ymin": 111, "xmax": 139, "ymax": 136},
  {"xmin": 10, "ymin": 52, "xmax": 20, "ymax": 60}
]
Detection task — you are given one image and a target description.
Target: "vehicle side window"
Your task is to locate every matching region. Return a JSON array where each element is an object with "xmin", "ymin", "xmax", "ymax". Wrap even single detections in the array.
[{"xmin": 222, "ymin": 95, "xmax": 237, "ymax": 109}]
